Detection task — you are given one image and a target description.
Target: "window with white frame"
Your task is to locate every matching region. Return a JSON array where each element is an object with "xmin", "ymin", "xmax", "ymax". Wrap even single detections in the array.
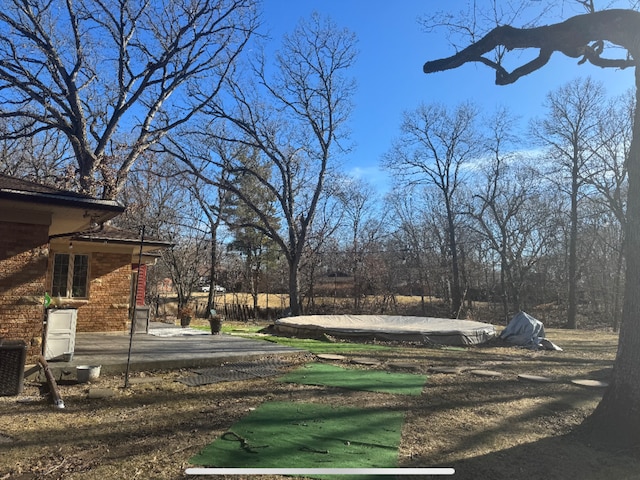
[{"xmin": 52, "ymin": 253, "xmax": 89, "ymax": 298}]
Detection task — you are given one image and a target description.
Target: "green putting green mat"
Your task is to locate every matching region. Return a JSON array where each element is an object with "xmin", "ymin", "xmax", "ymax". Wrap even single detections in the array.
[
  {"xmin": 279, "ymin": 362, "xmax": 428, "ymax": 396},
  {"xmin": 190, "ymin": 401, "xmax": 405, "ymax": 480}
]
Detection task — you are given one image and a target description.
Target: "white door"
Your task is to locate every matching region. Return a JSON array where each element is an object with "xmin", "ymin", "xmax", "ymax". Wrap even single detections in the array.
[{"xmin": 45, "ymin": 309, "xmax": 77, "ymax": 361}]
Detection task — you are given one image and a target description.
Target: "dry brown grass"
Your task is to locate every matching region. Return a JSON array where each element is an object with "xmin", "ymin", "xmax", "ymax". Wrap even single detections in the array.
[
  {"xmin": 1, "ymin": 327, "xmax": 637, "ymax": 479},
  {"xmin": 190, "ymin": 292, "xmax": 441, "ymax": 309}
]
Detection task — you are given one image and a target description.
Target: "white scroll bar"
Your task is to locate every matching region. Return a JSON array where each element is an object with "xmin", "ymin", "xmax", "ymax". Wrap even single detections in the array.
[{"xmin": 185, "ymin": 467, "xmax": 455, "ymax": 476}]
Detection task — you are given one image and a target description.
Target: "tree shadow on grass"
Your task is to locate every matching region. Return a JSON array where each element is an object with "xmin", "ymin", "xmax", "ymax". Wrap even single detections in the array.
[{"xmin": 401, "ymin": 431, "xmax": 640, "ymax": 480}]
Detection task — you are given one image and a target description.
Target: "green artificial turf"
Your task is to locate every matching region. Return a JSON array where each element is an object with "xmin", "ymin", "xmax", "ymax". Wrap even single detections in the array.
[
  {"xmin": 190, "ymin": 401, "xmax": 405, "ymax": 480},
  {"xmin": 279, "ymin": 363, "xmax": 428, "ymax": 396}
]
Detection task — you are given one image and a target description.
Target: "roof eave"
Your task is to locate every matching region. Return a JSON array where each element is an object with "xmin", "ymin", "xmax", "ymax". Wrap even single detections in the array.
[{"xmin": 0, "ymin": 189, "xmax": 125, "ymax": 213}]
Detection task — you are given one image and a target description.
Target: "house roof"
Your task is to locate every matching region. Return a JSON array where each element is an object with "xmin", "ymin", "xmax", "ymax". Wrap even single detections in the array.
[
  {"xmin": 71, "ymin": 225, "xmax": 174, "ymax": 249},
  {"xmin": 0, "ymin": 176, "xmax": 172, "ymax": 252},
  {"xmin": 0, "ymin": 174, "xmax": 125, "ymax": 236},
  {"xmin": 0, "ymin": 174, "xmax": 124, "ymax": 214}
]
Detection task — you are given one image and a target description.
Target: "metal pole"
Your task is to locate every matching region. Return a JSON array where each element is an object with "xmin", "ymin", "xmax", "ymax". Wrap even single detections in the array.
[{"xmin": 124, "ymin": 225, "xmax": 145, "ymax": 388}]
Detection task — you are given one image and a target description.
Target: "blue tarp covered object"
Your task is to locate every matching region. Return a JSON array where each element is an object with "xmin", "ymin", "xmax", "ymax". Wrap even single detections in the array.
[{"xmin": 499, "ymin": 311, "xmax": 562, "ymax": 351}]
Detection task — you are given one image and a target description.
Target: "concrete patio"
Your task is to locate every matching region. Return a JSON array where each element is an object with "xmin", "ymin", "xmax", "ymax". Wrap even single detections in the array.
[{"xmin": 27, "ymin": 322, "xmax": 304, "ymax": 380}]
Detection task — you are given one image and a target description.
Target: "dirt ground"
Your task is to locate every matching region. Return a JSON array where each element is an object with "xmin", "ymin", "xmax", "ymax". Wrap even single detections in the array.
[{"xmin": 1, "ymin": 327, "xmax": 639, "ymax": 480}]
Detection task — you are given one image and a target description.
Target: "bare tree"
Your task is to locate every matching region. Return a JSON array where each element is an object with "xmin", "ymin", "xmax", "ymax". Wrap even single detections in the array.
[
  {"xmin": 583, "ymin": 91, "xmax": 632, "ymax": 330},
  {"xmin": 0, "ymin": 119, "xmax": 70, "ymax": 185},
  {"xmin": 386, "ymin": 188, "xmax": 442, "ymax": 315},
  {"xmin": 334, "ymin": 178, "xmax": 386, "ymax": 312},
  {"xmin": 586, "ymin": 90, "xmax": 632, "ymax": 228},
  {"xmin": 186, "ymin": 176, "xmax": 231, "ymax": 317},
  {"xmin": 297, "ymin": 196, "xmax": 343, "ymax": 313},
  {"xmin": 468, "ymin": 108, "xmax": 557, "ymax": 322},
  {"xmin": 382, "ymin": 102, "xmax": 480, "ymax": 317},
  {"xmin": 422, "ymin": 4, "xmax": 640, "ymax": 449},
  {"xmin": 182, "ymin": 13, "xmax": 357, "ymax": 316},
  {"xmin": 578, "ymin": 200, "xmax": 624, "ymax": 328},
  {"xmin": 0, "ymin": 0, "xmax": 257, "ymax": 198},
  {"xmin": 116, "ymin": 154, "xmax": 209, "ymax": 317},
  {"xmin": 531, "ymin": 77, "xmax": 608, "ymax": 328},
  {"xmin": 224, "ymin": 149, "xmax": 281, "ymax": 316}
]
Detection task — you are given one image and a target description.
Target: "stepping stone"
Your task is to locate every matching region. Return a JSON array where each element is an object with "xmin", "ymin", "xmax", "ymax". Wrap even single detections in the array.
[
  {"xmin": 316, "ymin": 354, "xmax": 347, "ymax": 361},
  {"xmin": 428, "ymin": 366, "xmax": 462, "ymax": 374},
  {"xmin": 571, "ymin": 379, "xmax": 609, "ymax": 388},
  {"xmin": 388, "ymin": 361, "xmax": 420, "ymax": 371},
  {"xmin": 518, "ymin": 374, "xmax": 553, "ymax": 383},
  {"xmin": 350, "ymin": 357, "xmax": 381, "ymax": 366},
  {"xmin": 87, "ymin": 388, "xmax": 115, "ymax": 399},
  {"xmin": 470, "ymin": 369, "xmax": 503, "ymax": 377}
]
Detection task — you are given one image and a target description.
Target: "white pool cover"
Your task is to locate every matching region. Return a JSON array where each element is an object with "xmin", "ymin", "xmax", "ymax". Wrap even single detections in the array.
[{"xmin": 274, "ymin": 314, "xmax": 497, "ymax": 346}]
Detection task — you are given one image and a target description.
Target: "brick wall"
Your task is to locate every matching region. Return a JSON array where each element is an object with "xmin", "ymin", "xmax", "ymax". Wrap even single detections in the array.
[
  {"xmin": 0, "ymin": 222, "xmax": 49, "ymax": 360},
  {"xmin": 45, "ymin": 250, "xmax": 132, "ymax": 333},
  {"xmin": 0, "ymin": 221, "xmax": 134, "ymax": 362},
  {"xmin": 78, "ymin": 252, "xmax": 132, "ymax": 332}
]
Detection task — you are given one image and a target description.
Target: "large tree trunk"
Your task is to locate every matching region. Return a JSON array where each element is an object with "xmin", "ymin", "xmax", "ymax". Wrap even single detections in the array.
[
  {"xmin": 206, "ymin": 231, "xmax": 218, "ymax": 318},
  {"xmin": 587, "ymin": 66, "xmax": 640, "ymax": 446},
  {"xmin": 288, "ymin": 259, "xmax": 302, "ymax": 316}
]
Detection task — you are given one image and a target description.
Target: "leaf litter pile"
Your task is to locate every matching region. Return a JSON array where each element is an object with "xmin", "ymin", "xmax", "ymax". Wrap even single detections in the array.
[{"xmin": 1, "ymin": 328, "xmax": 640, "ymax": 480}]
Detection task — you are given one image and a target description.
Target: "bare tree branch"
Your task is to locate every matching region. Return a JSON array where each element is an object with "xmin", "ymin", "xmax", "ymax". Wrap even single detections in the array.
[
  {"xmin": 0, "ymin": 0, "xmax": 258, "ymax": 197},
  {"xmin": 423, "ymin": 9, "xmax": 638, "ymax": 85}
]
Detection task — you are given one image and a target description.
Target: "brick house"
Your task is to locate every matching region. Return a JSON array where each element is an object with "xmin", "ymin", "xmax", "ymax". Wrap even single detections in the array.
[{"xmin": 0, "ymin": 175, "xmax": 170, "ymax": 361}]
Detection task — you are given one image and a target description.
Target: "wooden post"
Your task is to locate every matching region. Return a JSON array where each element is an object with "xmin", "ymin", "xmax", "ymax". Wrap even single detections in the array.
[{"xmin": 37, "ymin": 355, "xmax": 64, "ymax": 409}]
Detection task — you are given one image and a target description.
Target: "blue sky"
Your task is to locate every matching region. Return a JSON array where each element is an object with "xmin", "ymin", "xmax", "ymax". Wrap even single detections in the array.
[{"xmin": 261, "ymin": 1, "xmax": 636, "ymax": 191}]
